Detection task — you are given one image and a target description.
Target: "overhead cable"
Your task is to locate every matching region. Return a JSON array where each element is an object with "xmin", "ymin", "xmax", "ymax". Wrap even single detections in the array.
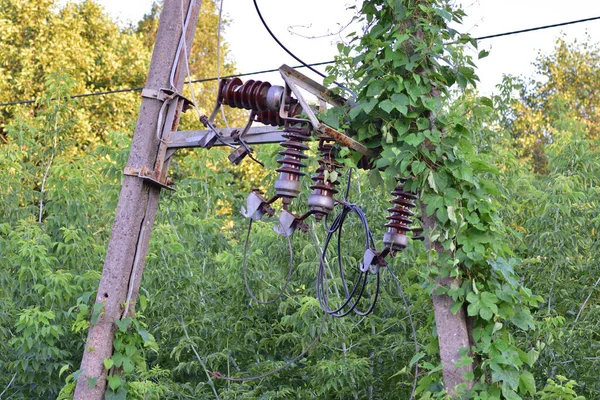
[
  {"xmin": 0, "ymin": 61, "xmax": 335, "ymax": 108},
  {"xmin": 473, "ymin": 15, "xmax": 600, "ymax": 41},
  {"xmin": 1, "ymin": 14, "xmax": 599, "ymax": 108},
  {"xmin": 252, "ymin": 0, "xmax": 357, "ymax": 99}
]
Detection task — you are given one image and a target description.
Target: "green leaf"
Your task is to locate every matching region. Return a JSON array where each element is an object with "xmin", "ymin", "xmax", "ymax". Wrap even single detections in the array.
[
  {"xmin": 511, "ymin": 311, "xmax": 535, "ymax": 331},
  {"xmin": 391, "ymin": 93, "xmax": 409, "ymax": 114},
  {"xmin": 104, "ymin": 358, "xmax": 114, "ymax": 370},
  {"xmin": 105, "ymin": 387, "xmax": 127, "ymax": 400},
  {"xmin": 479, "ymin": 307, "xmax": 493, "ymax": 320},
  {"xmin": 427, "ymin": 171, "xmax": 437, "ymax": 193},
  {"xmin": 107, "ymin": 375, "xmax": 122, "ymax": 391},
  {"xmin": 405, "ymin": 132, "xmax": 425, "ymax": 146},
  {"xmin": 366, "ymin": 80, "xmax": 384, "ymax": 97},
  {"xmin": 450, "ymin": 300, "xmax": 463, "ymax": 315},
  {"xmin": 137, "ymin": 327, "xmax": 150, "ymax": 343},
  {"xmin": 409, "ymin": 352, "xmax": 425, "ymax": 367},
  {"xmin": 122, "ymin": 358, "xmax": 135, "ymax": 374},
  {"xmin": 416, "ymin": 117, "xmax": 430, "ymax": 130},
  {"xmin": 491, "ymin": 364, "xmax": 520, "ymax": 389},
  {"xmin": 368, "ymin": 169, "xmax": 383, "ymax": 188},
  {"xmin": 447, "ymin": 206, "xmax": 457, "ymax": 223},
  {"xmin": 478, "ymin": 49, "xmax": 490, "ymax": 59},
  {"xmin": 480, "ymin": 292, "xmax": 499, "ymax": 310},
  {"xmin": 519, "ymin": 371, "xmax": 536, "ymax": 395},
  {"xmin": 115, "ymin": 318, "xmax": 131, "ymax": 332},
  {"xmin": 125, "ymin": 343, "xmax": 136, "ymax": 357},
  {"xmin": 112, "ymin": 352, "xmax": 126, "ymax": 368},
  {"xmin": 379, "ymin": 99, "xmax": 396, "ymax": 114},
  {"xmin": 73, "ymin": 369, "xmax": 83, "ymax": 381},
  {"xmin": 489, "ymin": 258, "xmax": 519, "ymax": 287},
  {"xmin": 87, "ymin": 377, "xmax": 97, "ymax": 389},
  {"xmin": 59, "ymin": 364, "xmax": 70, "ymax": 378},
  {"xmin": 466, "ymin": 293, "xmax": 481, "ymax": 317},
  {"xmin": 91, "ymin": 302, "xmax": 104, "ymax": 326}
]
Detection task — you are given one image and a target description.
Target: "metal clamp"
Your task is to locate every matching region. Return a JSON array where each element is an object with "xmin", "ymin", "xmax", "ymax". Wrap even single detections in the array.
[
  {"xmin": 141, "ymin": 88, "xmax": 194, "ymax": 112},
  {"xmin": 123, "ymin": 166, "xmax": 175, "ymax": 191},
  {"xmin": 360, "ymin": 248, "xmax": 387, "ymax": 274},
  {"xmin": 241, "ymin": 191, "xmax": 274, "ymax": 221},
  {"xmin": 273, "ymin": 209, "xmax": 308, "ymax": 238}
]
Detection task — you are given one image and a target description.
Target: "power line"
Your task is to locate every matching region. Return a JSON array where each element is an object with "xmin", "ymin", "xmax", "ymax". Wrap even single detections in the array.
[
  {"xmin": 252, "ymin": 0, "xmax": 356, "ymax": 98},
  {"xmin": 0, "ymin": 61, "xmax": 334, "ymax": 108},
  {"xmin": 1, "ymin": 14, "xmax": 599, "ymax": 108},
  {"xmin": 473, "ymin": 15, "xmax": 600, "ymax": 41}
]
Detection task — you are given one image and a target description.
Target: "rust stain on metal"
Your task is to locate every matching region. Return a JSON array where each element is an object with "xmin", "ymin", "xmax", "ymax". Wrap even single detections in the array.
[
  {"xmin": 279, "ymin": 64, "xmax": 346, "ymax": 107},
  {"xmin": 317, "ymin": 124, "xmax": 374, "ymax": 158}
]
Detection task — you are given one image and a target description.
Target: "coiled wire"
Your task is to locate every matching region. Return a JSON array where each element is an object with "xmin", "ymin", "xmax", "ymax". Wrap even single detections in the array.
[{"xmin": 316, "ymin": 170, "xmax": 381, "ymax": 317}]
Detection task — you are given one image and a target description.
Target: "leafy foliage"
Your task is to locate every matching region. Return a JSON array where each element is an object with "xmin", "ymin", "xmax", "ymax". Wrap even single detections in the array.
[{"xmin": 0, "ymin": 1, "xmax": 598, "ymax": 399}]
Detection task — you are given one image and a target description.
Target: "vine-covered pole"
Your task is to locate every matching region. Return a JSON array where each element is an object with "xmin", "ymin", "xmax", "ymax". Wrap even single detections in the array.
[
  {"xmin": 74, "ymin": 1, "xmax": 202, "ymax": 398},
  {"xmin": 408, "ymin": 5, "xmax": 475, "ymax": 394},
  {"xmin": 422, "ymin": 216, "xmax": 474, "ymax": 394}
]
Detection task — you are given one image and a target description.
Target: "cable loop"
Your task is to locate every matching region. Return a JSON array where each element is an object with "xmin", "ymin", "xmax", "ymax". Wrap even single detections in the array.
[{"xmin": 316, "ymin": 172, "xmax": 381, "ymax": 318}]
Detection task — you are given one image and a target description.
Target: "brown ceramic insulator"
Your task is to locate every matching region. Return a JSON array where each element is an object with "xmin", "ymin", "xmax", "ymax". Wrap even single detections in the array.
[
  {"xmin": 255, "ymin": 102, "xmax": 303, "ymax": 127},
  {"xmin": 310, "ymin": 139, "xmax": 343, "ymax": 197},
  {"xmin": 275, "ymin": 124, "xmax": 311, "ymax": 180},
  {"xmin": 385, "ymin": 181, "xmax": 418, "ymax": 234},
  {"xmin": 220, "ymin": 78, "xmax": 271, "ymax": 111},
  {"xmin": 273, "ymin": 121, "xmax": 312, "ymax": 204},
  {"xmin": 256, "ymin": 110, "xmax": 283, "ymax": 126}
]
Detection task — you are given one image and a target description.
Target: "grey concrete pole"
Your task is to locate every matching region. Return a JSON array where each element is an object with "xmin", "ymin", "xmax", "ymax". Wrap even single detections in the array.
[{"xmin": 74, "ymin": 1, "xmax": 202, "ymax": 398}]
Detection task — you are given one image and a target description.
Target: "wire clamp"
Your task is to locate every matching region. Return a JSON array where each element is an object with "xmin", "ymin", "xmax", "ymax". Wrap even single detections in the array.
[
  {"xmin": 362, "ymin": 248, "xmax": 387, "ymax": 274},
  {"xmin": 241, "ymin": 190, "xmax": 274, "ymax": 221},
  {"xmin": 141, "ymin": 88, "xmax": 194, "ymax": 112},
  {"xmin": 273, "ymin": 209, "xmax": 308, "ymax": 237}
]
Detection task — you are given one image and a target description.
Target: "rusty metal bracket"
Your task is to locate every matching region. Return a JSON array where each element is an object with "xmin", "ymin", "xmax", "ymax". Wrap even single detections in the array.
[
  {"xmin": 141, "ymin": 88, "xmax": 194, "ymax": 113},
  {"xmin": 123, "ymin": 166, "xmax": 175, "ymax": 191},
  {"xmin": 278, "ymin": 65, "xmax": 374, "ymax": 159}
]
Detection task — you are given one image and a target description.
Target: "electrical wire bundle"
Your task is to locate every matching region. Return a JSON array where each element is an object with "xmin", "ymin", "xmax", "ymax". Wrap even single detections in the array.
[{"xmin": 315, "ymin": 171, "xmax": 382, "ymax": 317}]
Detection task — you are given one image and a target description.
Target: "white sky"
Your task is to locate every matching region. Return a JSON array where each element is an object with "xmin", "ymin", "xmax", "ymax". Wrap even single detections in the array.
[{"xmin": 96, "ymin": 0, "xmax": 600, "ymax": 96}]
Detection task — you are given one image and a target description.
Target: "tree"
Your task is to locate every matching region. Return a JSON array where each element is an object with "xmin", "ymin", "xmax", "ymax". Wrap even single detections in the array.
[
  {"xmin": 506, "ymin": 36, "xmax": 600, "ymax": 173},
  {"xmin": 1, "ymin": 0, "xmax": 597, "ymax": 398},
  {"xmin": 495, "ymin": 37, "xmax": 600, "ymax": 398}
]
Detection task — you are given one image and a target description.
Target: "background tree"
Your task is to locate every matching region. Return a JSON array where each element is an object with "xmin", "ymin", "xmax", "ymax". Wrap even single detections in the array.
[
  {"xmin": 506, "ymin": 36, "xmax": 600, "ymax": 173},
  {"xmin": 0, "ymin": 1, "xmax": 598, "ymax": 399}
]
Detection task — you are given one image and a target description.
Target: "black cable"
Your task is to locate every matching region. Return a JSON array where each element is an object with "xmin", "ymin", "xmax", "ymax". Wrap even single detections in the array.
[
  {"xmin": 3, "ymin": 15, "xmax": 598, "ymax": 109},
  {"xmin": 316, "ymin": 171, "xmax": 381, "ymax": 318},
  {"xmin": 473, "ymin": 15, "xmax": 600, "ymax": 41},
  {"xmin": 252, "ymin": 0, "xmax": 357, "ymax": 99},
  {"xmin": 0, "ymin": 61, "xmax": 335, "ymax": 108},
  {"xmin": 242, "ymin": 219, "xmax": 294, "ymax": 305}
]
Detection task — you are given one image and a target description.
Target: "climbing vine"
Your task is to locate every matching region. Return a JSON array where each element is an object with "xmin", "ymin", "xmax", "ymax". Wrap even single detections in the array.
[{"xmin": 326, "ymin": 0, "xmax": 543, "ymax": 398}]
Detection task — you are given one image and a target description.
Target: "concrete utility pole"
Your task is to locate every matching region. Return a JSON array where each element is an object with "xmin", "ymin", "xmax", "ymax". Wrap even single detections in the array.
[
  {"xmin": 408, "ymin": 2, "xmax": 474, "ymax": 395},
  {"xmin": 74, "ymin": 0, "xmax": 202, "ymax": 398}
]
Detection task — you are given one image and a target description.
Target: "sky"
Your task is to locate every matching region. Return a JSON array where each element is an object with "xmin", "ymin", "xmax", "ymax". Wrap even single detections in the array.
[{"xmin": 95, "ymin": 0, "xmax": 600, "ymax": 96}]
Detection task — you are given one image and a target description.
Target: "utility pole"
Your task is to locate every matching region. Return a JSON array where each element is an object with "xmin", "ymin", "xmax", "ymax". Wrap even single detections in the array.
[
  {"xmin": 74, "ymin": 0, "xmax": 202, "ymax": 398},
  {"xmin": 409, "ymin": 2, "xmax": 474, "ymax": 395}
]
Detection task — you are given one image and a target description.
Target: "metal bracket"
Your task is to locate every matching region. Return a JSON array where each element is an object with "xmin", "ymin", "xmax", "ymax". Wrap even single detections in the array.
[
  {"xmin": 278, "ymin": 65, "xmax": 374, "ymax": 158},
  {"xmin": 141, "ymin": 88, "xmax": 194, "ymax": 113},
  {"xmin": 199, "ymin": 115, "xmax": 221, "ymax": 149},
  {"xmin": 273, "ymin": 209, "xmax": 308, "ymax": 238},
  {"xmin": 241, "ymin": 191, "xmax": 274, "ymax": 221},
  {"xmin": 123, "ymin": 166, "xmax": 175, "ymax": 191},
  {"xmin": 360, "ymin": 248, "xmax": 387, "ymax": 274}
]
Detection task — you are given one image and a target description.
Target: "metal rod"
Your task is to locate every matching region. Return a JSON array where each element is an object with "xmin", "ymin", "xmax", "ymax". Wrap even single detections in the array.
[{"xmin": 168, "ymin": 127, "xmax": 287, "ymax": 148}]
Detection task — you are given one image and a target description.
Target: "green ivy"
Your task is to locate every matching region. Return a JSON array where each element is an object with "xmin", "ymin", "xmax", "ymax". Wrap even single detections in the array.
[{"xmin": 326, "ymin": 0, "xmax": 544, "ymax": 397}]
